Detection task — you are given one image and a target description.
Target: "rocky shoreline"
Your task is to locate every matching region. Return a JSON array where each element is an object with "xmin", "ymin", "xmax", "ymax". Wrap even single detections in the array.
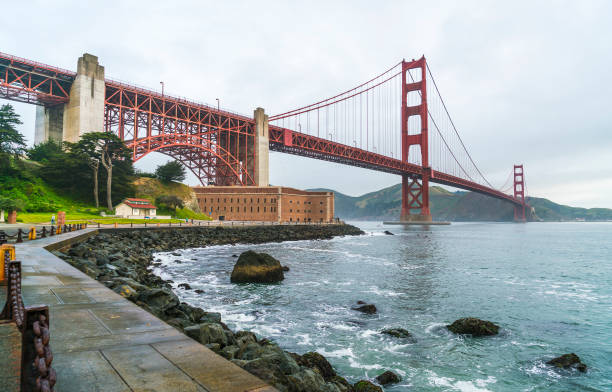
[{"xmin": 55, "ymin": 224, "xmax": 382, "ymax": 392}]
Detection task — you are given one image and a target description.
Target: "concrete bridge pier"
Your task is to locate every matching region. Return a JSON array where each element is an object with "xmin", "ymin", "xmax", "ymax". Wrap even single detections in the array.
[
  {"xmin": 254, "ymin": 107, "xmax": 270, "ymax": 186},
  {"xmin": 34, "ymin": 53, "xmax": 105, "ymax": 144}
]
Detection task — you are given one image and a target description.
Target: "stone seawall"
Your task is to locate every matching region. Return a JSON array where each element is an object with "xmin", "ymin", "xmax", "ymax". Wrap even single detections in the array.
[{"xmin": 55, "ymin": 224, "xmax": 367, "ymax": 392}]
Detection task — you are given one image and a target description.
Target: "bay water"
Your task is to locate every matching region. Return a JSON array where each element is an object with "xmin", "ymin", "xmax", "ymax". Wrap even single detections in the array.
[{"xmin": 153, "ymin": 222, "xmax": 612, "ymax": 391}]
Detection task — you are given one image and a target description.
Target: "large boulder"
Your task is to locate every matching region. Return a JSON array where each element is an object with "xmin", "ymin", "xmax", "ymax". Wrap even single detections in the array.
[
  {"xmin": 184, "ymin": 322, "xmax": 228, "ymax": 347},
  {"xmin": 299, "ymin": 352, "xmax": 336, "ymax": 381},
  {"xmin": 546, "ymin": 353, "xmax": 587, "ymax": 372},
  {"xmin": 376, "ymin": 370, "xmax": 400, "ymax": 385},
  {"xmin": 352, "ymin": 303, "xmax": 377, "ymax": 314},
  {"xmin": 354, "ymin": 380, "xmax": 382, "ymax": 392},
  {"xmin": 381, "ymin": 328, "xmax": 413, "ymax": 339},
  {"xmin": 447, "ymin": 318, "xmax": 499, "ymax": 336},
  {"xmin": 230, "ymin": 251, "xmax": 284, "ymax": 283},
  {"xmin": 136, "ymin": 288, "xmax": 179, "ymax": 312},
  {"xmin": 286, "ymin": 369, "xmax": 329, "ymax": 392},
  {"xmin": 234, "ymin": 330, "xmax": 258, "ymax": 348}
]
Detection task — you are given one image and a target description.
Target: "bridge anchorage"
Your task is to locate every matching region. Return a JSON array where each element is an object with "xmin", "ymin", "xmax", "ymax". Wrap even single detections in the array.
[{"xmin": 0, "ymin": 51, "xmax": 529, "ymax": 222}]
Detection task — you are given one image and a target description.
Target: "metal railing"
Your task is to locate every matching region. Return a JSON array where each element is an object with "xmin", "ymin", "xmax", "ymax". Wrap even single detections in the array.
[
  {"xmin": 1, "ymin": 260, "xmax": 56, "ymax": 391},
  {"xmin": 0, "ymin": 223, "xmax": 87, "ymax": 244}
]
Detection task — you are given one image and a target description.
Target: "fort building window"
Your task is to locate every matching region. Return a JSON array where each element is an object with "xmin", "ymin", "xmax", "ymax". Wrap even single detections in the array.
[{"xmin": 264, "ymin": 207, "xmax": 266, "ymax": 212}]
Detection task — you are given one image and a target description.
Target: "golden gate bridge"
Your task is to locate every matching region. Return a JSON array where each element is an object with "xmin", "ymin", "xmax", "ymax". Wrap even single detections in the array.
[{"xmin": 0, "ymin": 51, "xmax": 528, "ymax": 222}]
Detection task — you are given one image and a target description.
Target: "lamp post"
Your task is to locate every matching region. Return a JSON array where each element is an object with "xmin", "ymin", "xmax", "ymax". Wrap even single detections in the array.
[
  {"xmin": 160, "ymin": 81, "xmax": 164, "ymax": 97},
  {"xmin": 216, "ymin": 98, "xmax": 220, "ymax": 112}
]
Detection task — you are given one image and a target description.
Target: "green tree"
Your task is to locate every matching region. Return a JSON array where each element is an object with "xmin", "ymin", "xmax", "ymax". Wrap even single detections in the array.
[
  {"xmin": 38, "ymin": 132, "xmax": 134, "ymax": 209},
  {"xmin": 155, "ymin": 195, "xmax": 184, "ymax": 211},
  {"xmin": 67, "ymin": 134, "xmax": 102, "ymax": 208},
  {"xmin": 0, "ymin": 104, "xmax": 26, "ymax": 171},
  {"xmin": 155, "ymin": 160, "xmax": 186, "ymax": 183},
  {"xmin": 28, "ymin": 139, "xmax": 63, "ymax": 163},
  {"xmin": 97, "ymin": 133, "xmax": 133, "ymax": 210}
]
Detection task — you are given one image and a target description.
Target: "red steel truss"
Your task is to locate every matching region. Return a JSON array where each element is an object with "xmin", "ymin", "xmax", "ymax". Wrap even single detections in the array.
[
  {"xmin": 513, "ymin": 165, "xmax": 526, "ymax": 221},
  {"xmin": 104, "ymin": 80, "xmax": 256, "ymax": 186},
  {"xmin": 0, "ymin": 51, "xmax": 526, "ymax": 213},
  {"xmin": 269, "ymin": 124, "xmax": 521, "ymax": 205},
  {"xmin": 0, "ymin": 52, "xmax": 74, "ymax": 106}
]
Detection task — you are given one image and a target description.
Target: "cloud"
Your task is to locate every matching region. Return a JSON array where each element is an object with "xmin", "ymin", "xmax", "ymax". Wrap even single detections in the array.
[{"xmin": 3, "ymin": 0, "xmax": 611, "ymax": 207}]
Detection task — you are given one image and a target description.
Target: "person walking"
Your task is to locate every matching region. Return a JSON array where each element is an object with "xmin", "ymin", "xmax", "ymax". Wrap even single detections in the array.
[{"xmin": 51, "ymin": 214, "xmax": 56, "ymax": 226}]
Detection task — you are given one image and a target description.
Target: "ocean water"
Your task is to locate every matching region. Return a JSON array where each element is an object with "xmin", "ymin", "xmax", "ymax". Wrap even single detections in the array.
[{"xmin": 153, "ymin": 222, "xmax": 612, "ymax": 391}]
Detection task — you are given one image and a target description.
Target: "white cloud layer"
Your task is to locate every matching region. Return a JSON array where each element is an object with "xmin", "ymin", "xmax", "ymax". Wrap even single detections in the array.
[{"xmin": 3, "ymin": 0, "xmax": 611, "ymax": 207}]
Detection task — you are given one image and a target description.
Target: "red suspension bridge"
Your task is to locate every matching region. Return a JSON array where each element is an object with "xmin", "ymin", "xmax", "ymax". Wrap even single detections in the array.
[{"xmin": 0, "ymin": 51, "xmax": 528, "ymax": 222}]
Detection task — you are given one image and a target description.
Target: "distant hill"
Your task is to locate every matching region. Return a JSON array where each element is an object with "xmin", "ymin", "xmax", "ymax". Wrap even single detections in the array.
[{"xmin": 308, "ymin": 185, "xmax": 612, "ymax": 222}]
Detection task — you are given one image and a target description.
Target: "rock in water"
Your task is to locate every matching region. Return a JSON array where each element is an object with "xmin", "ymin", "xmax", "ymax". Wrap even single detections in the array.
[
  {"xmin": 230, "ymin": 250, "xmax": 284, "ymax": 283},
  {"xmin": 354, "ymin": 380, "xmax": 383, "ymax": 392},
  {"xmin": 446, "ymin": 317, "xmax": 499, "ymax": 336},
  {"xmin": 376, "ymin": 370, "xmax": 401, "ymax": 385},
  {"xmin": 352, "ymin": 303, "xmax": 377, "ymax": 314},
  {"xmin": 300, "ymin": 352, "xmax": 336, "ymax": 381},
  {"xmin": 381, "ymin": 328, "xmax": 413, "ymax": 339},
  {"xmin": 383, "ymin": 230, "xmax": 394, "ymax": 235},
  {"xmin": 546, "ymin": 353, "xmax": 587, "ymax": 372},
  {"xmin": 282, "ymin": 265, "xmax": 290, "ymax": 272}
]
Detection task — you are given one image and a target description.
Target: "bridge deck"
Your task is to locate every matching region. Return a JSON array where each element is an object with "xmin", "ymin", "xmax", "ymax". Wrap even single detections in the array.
[{"xmin": 8, "ymin": 229, "xmax": 276, "ymax": 392}]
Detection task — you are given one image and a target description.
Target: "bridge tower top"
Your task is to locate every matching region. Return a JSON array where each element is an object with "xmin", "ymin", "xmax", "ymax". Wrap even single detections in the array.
[{"xmin": 513, "ymin": 164, "xmax": 526, "ymax": 221}]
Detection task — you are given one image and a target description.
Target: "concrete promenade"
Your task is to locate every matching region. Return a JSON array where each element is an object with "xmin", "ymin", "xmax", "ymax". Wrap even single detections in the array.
[{"xmin": 2, "ymin": 228, "xmax": 277, "ymax": 392}]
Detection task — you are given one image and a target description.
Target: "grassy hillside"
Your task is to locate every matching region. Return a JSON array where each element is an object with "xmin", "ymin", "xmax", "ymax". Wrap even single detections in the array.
[
  {"xmin": 132, "ymin": 177, "xmax": 210, "ymax": 220},
  {"xmin": 310, "ymin": 185, "xmax": 612, "ymax": 222},
  {"xmin": 1, "ymin": 168, "xmax": 210, "ymax": 223},
  {"xmin": 133, "ymin": 177, "xmax": 194, "ymax": 202}
]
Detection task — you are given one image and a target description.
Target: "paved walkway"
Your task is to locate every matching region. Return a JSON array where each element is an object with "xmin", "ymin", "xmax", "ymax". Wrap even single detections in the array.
[{"xmin": 4, "ymin": 229, "xmax": 276, "ymax": 392}]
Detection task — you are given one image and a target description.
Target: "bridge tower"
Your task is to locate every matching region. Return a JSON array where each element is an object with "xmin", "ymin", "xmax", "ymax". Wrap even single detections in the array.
[
  {"xmin": 35, "ymin": 53, "xmax": 105, "ymax": 143},
  {"xmin": 513, "ymin": 164, "xmax": 526, "ymax": 221},
  {"xmin": 400, "ymin": 57, "xmax": 432, "ymax": 222}
]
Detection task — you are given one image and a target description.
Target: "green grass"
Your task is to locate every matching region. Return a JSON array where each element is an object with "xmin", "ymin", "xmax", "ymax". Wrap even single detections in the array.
[
  {"xmin": 173, "ymin": 207, "xmax": 212, "ymax": 221},
  {"xmin": 91, "ymin": 218, "xmax": 184, "ymax": 224},
  {"xmin": 17, "ymin": 211, "xmax": 104, "ymax": 223}
]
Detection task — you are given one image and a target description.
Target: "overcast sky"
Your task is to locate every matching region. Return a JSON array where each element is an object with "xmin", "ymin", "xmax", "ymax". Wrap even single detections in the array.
[{"xmin": 2, "ymin": 1, "xmax": 611, "ymax": 208}]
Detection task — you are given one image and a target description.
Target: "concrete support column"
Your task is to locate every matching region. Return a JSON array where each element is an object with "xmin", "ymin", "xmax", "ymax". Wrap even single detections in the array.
[
  {"xmin": 33, "ymin": 53, "xmax": 105, "ymax": 144},
  {"xmin": 34, "ymin": 106, "xmax": 64, "ymax": 144},
  {"xmin": 63, "ymin": 53, "xmax": 105, "ymax": 142},
  {"xmin": 253, "ymin": 107, "xmax": 269, "ymax": 186}
]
